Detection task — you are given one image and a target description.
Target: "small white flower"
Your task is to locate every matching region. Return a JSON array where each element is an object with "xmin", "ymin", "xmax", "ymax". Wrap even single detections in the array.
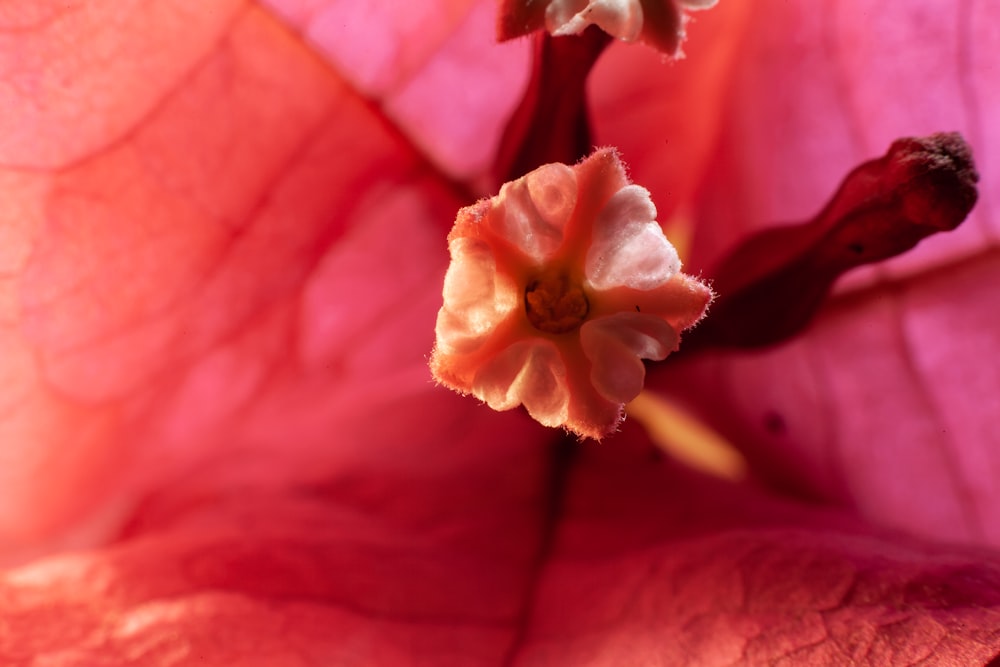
[
  {"xmin": 430, "ymin": 149, "xmax": 712, "ymax": 439},
  {"xmin": 546, "ymin": 0, "xmax": 645, "ymax": 42},
  {"xmin": 526, "ymin": 0, "xmax": 720, "ymax": 54}
]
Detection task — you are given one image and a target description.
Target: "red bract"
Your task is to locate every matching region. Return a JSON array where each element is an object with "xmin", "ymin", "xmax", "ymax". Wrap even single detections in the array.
[{"xmin": 2, "ymin": 0, "xmax": 1000, "ymax": 665}]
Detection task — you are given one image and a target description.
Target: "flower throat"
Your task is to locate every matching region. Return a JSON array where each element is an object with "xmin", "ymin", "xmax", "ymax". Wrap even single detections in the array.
[{"xmin": 524, "ymin": 273, "xmax": 589, "ymax": 334}]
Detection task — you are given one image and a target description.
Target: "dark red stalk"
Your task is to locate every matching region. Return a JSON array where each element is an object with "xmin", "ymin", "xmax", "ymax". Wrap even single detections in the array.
[
  {"xmin": 685, "ymin": 132, "xmax": 979, "ymax": 351},
  {"xmin": 491, "ymin": 27, "xmax": 611, "ymax": 186}
]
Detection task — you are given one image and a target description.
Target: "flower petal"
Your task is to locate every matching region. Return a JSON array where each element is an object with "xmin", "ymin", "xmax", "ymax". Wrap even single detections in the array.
[
  {"xmin": 517, "ymin": 425, "xmax": 1000, "ymax": 665},
  {"xmin": 585, "ymin": 184, "xmax": 681, "ymax": 290},
  {"xmin": 436, "ymin": 238, "xmax": 514, "ymax": 354},
  {"xmin": 433, "ymin": 148, "xmax": 709, "ymax": 439},
  {"xmin": 0, "ymin": 414, "xmax": 553, "ymax": 663},
  {"xmin": 661, "ymin": 254, "xmax": 1000, "ymax": 547},
  {"xmin": 580, "ymin": 313, "xmax": 678, "ymax": 402},
  {"xmin": 1, "ymin": 0, "xmax": 534, "ymax": 558},
  {"xmin": 8, "ymin": 423, "xmax": 1000, "ymax": 664},
  {"xmin": 547, "ymin": 0, "xmax": 644, "ymax": 42},
  {"xmin": 266, "ymin": 0, "xmax": 531, "ymax": 179},
  {"xmin": 595, "ymin": 272, "xmax": 713, "ymax": 331},
  {"xmin": 490, "ymin": 162, "xmax": 578, "ymax": 263},
  {"xmin": 647, "ymin": 1, "xmax": 1000, "ymax": 548},
  {"xmin": 473, "ymin": 340, "xmax": 571, "ymax": 428},
  {"xmin": 0, "ymin": 0, "xmax": 244, "ymax": 168}
]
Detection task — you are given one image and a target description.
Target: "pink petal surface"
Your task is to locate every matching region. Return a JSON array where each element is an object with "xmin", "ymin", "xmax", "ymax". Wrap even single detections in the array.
[
  {"xmin": 491, "ymin": 162, "xmax": 578, "ymax": 263},
  {"xmin": 4, "ymin": 0, "xmax": 1000, "ymax": 664},
  {"xmin": 612, "ymin": 0, "xmax": 1000, "ymax": 280},
  {"xmin": 0, "ymin": 428, "xmax": 551, "ymax": 665},
  {"xmin": 635, "ymin": 1, "xmax": 1000, "ymax": 546},
  {"xmin": 588, "ymin": 0, "xmax": 752, "ymax": 233},
  {"xmin": 585, "ymin": 184, "xmax": 680, "ymax": 290},
  {"xmin": 663, "ymin": 254, "xmax": 1000, "ymax": 545},
  {"xmin": 517, "ymin": 427, "xmax": 1000, "ymax": 666},
  {"xmin": 6, "ymin": 427, "xmax": 1000, "ymax": 665},
  {"xmin": 261, "ymin": 0, "xmax": 531, "ymax": 180},
  {"xmin": 1, "ymin": 0, "xmax": 541, "ymax": 556},
  {"xmin": 0, "ymin": 0, "xmax": 245, "ymax": 168}
]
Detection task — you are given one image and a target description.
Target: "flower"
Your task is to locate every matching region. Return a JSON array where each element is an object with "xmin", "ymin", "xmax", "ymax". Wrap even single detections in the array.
[
  {"xmin": 431, "ymin": 149, "xmax": 711, "ymax": 439},
  {"xmin": 3, "ymin": 0, "xmax": 1000, "ymax": 664},
  {"xmin": 499, "ymin": 0, "xmax": 720, "ymax": 55}
]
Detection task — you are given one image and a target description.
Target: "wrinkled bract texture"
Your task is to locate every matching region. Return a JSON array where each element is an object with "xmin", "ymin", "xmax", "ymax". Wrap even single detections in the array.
[
  {"xmin": 3, "ymin": 0, "xmax": 1000, "ymax": 665},
  {"xmin": 430, "ymin": 149, "xmax": 712, "ymax": 439}
]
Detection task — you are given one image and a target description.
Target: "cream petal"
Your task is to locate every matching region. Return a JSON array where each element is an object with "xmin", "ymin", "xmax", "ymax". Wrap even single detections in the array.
[
  {"xmin": 545, "ymin": 0, "xmax": 589, "ymax": 30},
  {"xmin": 547, "ymin": 0, "xmax": 644, "ymax": 42},
  {"xmin": 586, "ymin": 184, "xmax": 681, "ymax": 291},
  {"xmin": 490, "ymin": 162, "xmax": 577, "ymax": 262},
  {"xmin": 436, "ymin": 237, "xmax": 514, "ymax": 353},
  {"xmin": 472, "ymin": 340, "xmax": 570, "ymax": 427},
  {"xmin": 580, "ymin": 313, "xmax": 679, "ymax": 403}
]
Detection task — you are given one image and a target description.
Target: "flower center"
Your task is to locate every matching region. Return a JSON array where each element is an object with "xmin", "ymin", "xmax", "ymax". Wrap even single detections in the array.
[{"xmin": 524, "ymin": 273, "xmax": 589, "ymax": 334}]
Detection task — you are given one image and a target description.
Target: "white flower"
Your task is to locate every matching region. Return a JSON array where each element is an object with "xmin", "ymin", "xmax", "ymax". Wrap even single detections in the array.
[
  {"xmin": 430, "ymin": 149, "xmax": 712, "ymax": 439},
  {"xmin": 536, "ymin": 0, "xmax": 720, "ymax": 54}
]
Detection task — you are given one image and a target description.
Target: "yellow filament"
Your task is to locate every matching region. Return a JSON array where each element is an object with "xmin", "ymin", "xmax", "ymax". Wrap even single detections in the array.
[
  {"xmin": 663, "ymin": 209, "xmax": 694, "ymax": 264},
  {"xmin": 627, "ymin": 391, "xmax": 748, "ymax": 482}
]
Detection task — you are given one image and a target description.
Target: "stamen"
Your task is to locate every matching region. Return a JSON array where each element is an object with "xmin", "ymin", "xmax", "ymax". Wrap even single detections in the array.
[{"xmin": 525, "ymin": 274, "xmax": 590, "ymax": 333}]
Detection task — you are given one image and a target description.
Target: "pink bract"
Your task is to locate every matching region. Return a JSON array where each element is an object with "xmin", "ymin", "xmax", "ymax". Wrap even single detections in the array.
[{"xmin": 5, "ymin": 0, "xmax": 1000, "ymax": 664}]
